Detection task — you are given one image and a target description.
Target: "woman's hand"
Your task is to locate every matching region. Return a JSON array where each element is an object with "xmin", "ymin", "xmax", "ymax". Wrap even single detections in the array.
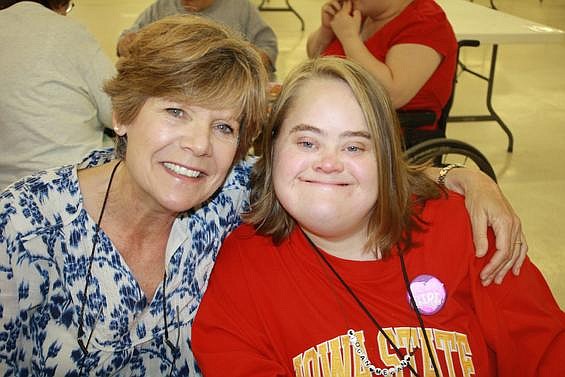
[
  {"xmin": 330, "ymin": 0, "xmax": 363, "ymax": 44},
  {"xmin": 444, "ymin": 168, "xmax": 527, "ymax": 286},
  {"xmin": 307, "ymin": 0, "xmax": 343, "ymax": 58},
  {"xmin": 321, "ymin": 0, "xmax": 344, "ymax": 30}
]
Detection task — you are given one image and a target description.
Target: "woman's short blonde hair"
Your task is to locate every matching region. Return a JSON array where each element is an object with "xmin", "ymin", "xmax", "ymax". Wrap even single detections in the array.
[
  {"xmin": 246, "ymin": 57, "xmax": 440, "ymax": 257},
  {"xmin": 104, "ymin": 15, "xmax": 268, "ymax": 162}
]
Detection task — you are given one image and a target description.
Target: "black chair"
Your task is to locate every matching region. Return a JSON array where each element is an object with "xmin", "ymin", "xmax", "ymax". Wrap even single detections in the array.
[{"xmin": 399, "ymin": 40, "xmax": 497, "ymax": 182}]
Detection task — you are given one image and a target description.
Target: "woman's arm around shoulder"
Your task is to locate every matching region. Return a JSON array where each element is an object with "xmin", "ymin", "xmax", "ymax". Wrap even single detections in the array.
[{"xmin": 425, "ymin": 166, "xmax": 527, "ymax": 286}]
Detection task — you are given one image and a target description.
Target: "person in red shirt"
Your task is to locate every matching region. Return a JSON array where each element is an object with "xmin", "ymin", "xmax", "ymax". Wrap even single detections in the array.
[
  {"xmin": 193, "ymin": 57, "xmax": 564, "ymax": 376},
  {"xmin": 307, "ymin": 0, "xmax": 457, "ymax": 147}
]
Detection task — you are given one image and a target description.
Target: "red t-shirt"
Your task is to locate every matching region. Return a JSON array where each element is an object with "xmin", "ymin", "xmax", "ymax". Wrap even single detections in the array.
[
  {"xmin": 323, "ymin": 0, "xmax": 458, "ymax": 131},
  {"xmin": 193, "ymin": 192, "xmax": 564, "ymax": 376}
]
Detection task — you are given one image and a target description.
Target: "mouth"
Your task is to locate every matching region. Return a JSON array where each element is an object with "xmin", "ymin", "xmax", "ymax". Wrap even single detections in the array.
[
  {"xmin": 302, "ymin": 178, "xmax": 350, "ymax": 187},
  {"xmin": 163, "ymin": 162, "xmax": 203, "ymax": 178}
]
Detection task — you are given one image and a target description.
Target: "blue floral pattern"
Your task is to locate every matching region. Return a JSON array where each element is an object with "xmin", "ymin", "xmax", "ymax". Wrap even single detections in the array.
[{"xmin": 0, "ymin": 149, "xmax": 252, "ymax": 376}]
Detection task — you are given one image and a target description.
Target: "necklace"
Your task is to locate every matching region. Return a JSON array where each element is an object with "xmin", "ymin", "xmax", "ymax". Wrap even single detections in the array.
[
  {"xmin": 301, "ymin": 228, "xmax": 440, "ymax": 377},
  {"xmin": 77, "ymin": 160, "xmax": 180, "ymax": 375},
  {"xmin": 348, "ymin": 329, "xmax": 413, "ymax": 375},
  {"xmin": 78, "ymin": 160, "xmax": 122, "ymax": 354}
]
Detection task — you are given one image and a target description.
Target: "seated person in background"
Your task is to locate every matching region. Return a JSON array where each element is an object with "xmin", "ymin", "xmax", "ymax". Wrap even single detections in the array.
[
  {"xmin": 193, "ymin": 57, "xmax": 565, "ymax": 376},
  {"xmin": 117, "ymin": 0, "xmax": 278, "ymax": 75},
  {"xmin": 307, "ymin": 0, "xmax": 457, "ymax": 147},
  {"xmin": 0, "ymin": 0, "xmax": 115, "ymax": 189}
]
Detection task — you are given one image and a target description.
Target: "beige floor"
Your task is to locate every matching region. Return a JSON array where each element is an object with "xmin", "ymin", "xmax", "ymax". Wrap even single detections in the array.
[{"xmin": 71, "ymin": 0, "xmax": 564, "ymax": 307}]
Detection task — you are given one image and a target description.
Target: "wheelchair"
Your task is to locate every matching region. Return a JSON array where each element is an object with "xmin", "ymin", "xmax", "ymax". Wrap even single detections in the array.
[{"xmin": 399, "ymin": 40, "xmax": 497, "ymax": 182}]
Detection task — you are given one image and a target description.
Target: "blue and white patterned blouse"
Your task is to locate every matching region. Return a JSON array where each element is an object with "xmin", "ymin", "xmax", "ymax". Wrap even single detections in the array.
[{"xmin": 0, "ymin": 149, "xmax": 252, "ymax": 376}]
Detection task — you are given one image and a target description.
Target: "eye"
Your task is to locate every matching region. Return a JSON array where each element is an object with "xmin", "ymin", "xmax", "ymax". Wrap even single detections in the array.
[
  {"xmin": 297, "ymin": 140, "xmax": 315, "ymax": 149},
  {"xmin": 166, "ymin": 108, "xmax": 184, "ymax": 118},
  {"xmin": 214, "ymin": 123, "xmax": 235, "ymax": 135},
  {"xmin": 345, "ymin": 143, "xmax": 366, "ymax": 153}
]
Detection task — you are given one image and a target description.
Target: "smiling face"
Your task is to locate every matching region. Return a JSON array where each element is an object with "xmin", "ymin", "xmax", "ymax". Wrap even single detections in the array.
[
  {"xmin": 115, "ymin": 97, "xmax": 239, "ymax": 214},
  {"xmin": 272, "ymin": 77, "xmax": 379, "ymax": 242}
]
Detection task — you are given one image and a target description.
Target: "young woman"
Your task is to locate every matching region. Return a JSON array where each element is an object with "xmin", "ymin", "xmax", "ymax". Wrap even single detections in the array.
[{"xmin": 193, "ymin": 57, "xmax": 564, "ymax": 376}]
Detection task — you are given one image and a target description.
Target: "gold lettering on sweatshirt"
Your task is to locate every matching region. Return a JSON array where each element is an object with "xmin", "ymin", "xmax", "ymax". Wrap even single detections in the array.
[{"xmin": 292, "ymin": 327, "xmax": 476, "ymax": 376}]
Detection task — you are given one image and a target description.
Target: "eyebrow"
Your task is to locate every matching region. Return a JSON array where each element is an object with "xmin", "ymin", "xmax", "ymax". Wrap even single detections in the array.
[{"xmin": 288, "ymin": 124, "xmax": 371, "ymax": 139}]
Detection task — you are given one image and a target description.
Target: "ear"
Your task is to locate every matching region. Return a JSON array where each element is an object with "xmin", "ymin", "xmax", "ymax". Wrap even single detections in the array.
[{"xmin": 112, "ymin": 113, "xmax": 127, "ymax": 136}]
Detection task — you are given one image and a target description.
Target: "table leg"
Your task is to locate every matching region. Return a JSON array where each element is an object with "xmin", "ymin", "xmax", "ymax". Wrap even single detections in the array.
[
  {"xmin": 258, "ymin": 0, "xmax": 305, "ymax": 31},
  {"xmin": 449, "ymin": 44, "xmax": 514, "ymax": 152}
]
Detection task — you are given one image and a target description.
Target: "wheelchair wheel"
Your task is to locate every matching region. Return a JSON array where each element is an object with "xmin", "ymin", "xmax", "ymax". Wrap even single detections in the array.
[{"xmin": 404, "ymin": 138, "xmax": 497, "ymax": 182}]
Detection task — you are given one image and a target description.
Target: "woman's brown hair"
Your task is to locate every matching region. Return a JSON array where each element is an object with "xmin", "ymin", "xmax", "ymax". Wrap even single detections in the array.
[{"xmin": 104, "ymin": 15, "xmax": 268, "ymax": 162}]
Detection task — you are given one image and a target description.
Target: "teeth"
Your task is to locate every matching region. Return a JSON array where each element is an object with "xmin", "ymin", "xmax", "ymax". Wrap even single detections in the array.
[{"xmin": 163, "ymin": 162, "xmax": 201, "ymax": 178}]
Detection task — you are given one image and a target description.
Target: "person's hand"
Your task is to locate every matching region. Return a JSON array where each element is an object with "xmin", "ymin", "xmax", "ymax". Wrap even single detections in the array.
[
  {"xmin": 330, "ymin": 0, "xmax": 362, "ymax": 44},
  {"xmin": 321, "ymin": 0, "xmax": 344, "ymax": 30},
  {"xmin": 117, "ymin": 31, "xmax": 137, "ymax": 58},
  {"xmin": 444, "ymin": 168, "xmax": 527, "ymax": 286}
]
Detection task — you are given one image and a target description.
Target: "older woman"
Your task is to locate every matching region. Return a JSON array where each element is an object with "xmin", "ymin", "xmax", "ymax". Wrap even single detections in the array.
[
  {"xmin": 0, "ymin": 15, "xmax": 267, "ymax": 375},
  {"xmin": 192, "ymin": 57, "xmax": 564, "ymax": 376},
  {"xmin": 0, "ymin": 14, "xmax": 525, "ymax": 377}
]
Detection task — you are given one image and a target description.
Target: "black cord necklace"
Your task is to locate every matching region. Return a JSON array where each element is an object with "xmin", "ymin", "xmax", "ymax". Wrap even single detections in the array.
[
  {"xmin": 301, "ymin": 228, "xmax": 440, "ymax": 377},
  {"xmin": 78, "ymin": 160, "xmax": 122, "ymax": 354},
  {"xmin": 76, "ymin": 160, "xmax": 180, "ymax": 375}
]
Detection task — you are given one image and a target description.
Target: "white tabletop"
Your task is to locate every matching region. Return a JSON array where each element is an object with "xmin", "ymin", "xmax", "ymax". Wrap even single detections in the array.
[{"xmin": 436, "ymin": 0, "xmax": 565, "ymax": 44}]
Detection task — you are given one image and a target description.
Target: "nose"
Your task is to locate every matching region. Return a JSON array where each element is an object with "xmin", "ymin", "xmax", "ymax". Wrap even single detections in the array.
[
  {"xmin": 179, "ymin": 122, "xmax": 212, "ymax": 157},
  {"xmin": 314, "ymin": 149, "xmax": 344, "ymax": 173}
]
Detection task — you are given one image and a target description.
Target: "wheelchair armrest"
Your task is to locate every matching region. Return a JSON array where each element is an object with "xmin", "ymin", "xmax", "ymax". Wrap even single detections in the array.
[
  {"xmin": 397, "ymin": 110, "xmax": 437, "ymax": 129},
  {"xmin": 459, "ymin": 39, "xmax": 480, "ymax": 48}
]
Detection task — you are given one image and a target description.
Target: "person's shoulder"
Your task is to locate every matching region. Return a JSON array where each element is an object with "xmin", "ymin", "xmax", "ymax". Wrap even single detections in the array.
[
  {"xmin": 79, "ymin": 148, "xmax": 116, "ymax": 169},
  {"xmin": 222, "ymin": 224, "xmax": 274, "ymax": 255},
  {"xmin": 420, "ymin": 190, "xmax": 470, "ymax": 228},
  {"xmin": 423, "ymin": 189, "xmax": 466, "ymax": 212},
  {"xmin": 228, "ymin": 222, "xmax": 268, "ymax": 241},
  {"xmin": 411, "ymin": 0, "xmax": 447, "ymax": 14},
  {"xmin": 212, "ymin": 0, "xmax": 255, "ymax": 15},
  {"xmin": 0, "ymin": 165, "xmax": 82, "ymax": 237},
  {"xmin": 221, "ymin": 158, "xmax": 254, "ymax": 190},
  {"xmin": 214, "ymin": 223, "xmax": 279, "ymax": 277},
  {"xmin": 409, "ymin": 0, "xmax": 450, "ymax": 22},
  {"xmin": 0, "ymin": 149, "xmax": 112, "ymax": 230},
  {"xmin": 233, "ymin": 0, "xmax": 255, "ymax": 8}
]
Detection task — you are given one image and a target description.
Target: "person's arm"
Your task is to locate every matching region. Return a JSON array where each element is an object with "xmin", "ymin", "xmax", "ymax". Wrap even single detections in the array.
[
  {"xmin": 306, "ymin": 0, "xmax": 341, "ymax": 58},
  {"xmin": 425, "ymin": 166, "xmax": 527, "ymax": 286},
  {"xmin": 244, "ymin": 3, "xmax": 278, "ymax": 73},
  {"xmin": 192, "ymin": 236, "xmax": 289, "ymax": 377},
  {"xmin": 328, "ymin": 1, "xmax": 441, "ymax": 108},
  {"xmin": 83, "ymin": 42, "xmax": 116, "ymax": 129}
]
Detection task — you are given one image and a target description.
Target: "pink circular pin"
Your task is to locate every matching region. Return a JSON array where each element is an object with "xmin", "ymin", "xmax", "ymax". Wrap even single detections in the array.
[{"xmin": 407, "ymin": 274, "xmax": 446, "ymax": 315}]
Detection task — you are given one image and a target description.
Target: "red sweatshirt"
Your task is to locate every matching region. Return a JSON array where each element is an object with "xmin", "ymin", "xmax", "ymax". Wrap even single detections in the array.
[{"xmin": 193, "ymin": 192, "xmax": 565, "ymax": 376}]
